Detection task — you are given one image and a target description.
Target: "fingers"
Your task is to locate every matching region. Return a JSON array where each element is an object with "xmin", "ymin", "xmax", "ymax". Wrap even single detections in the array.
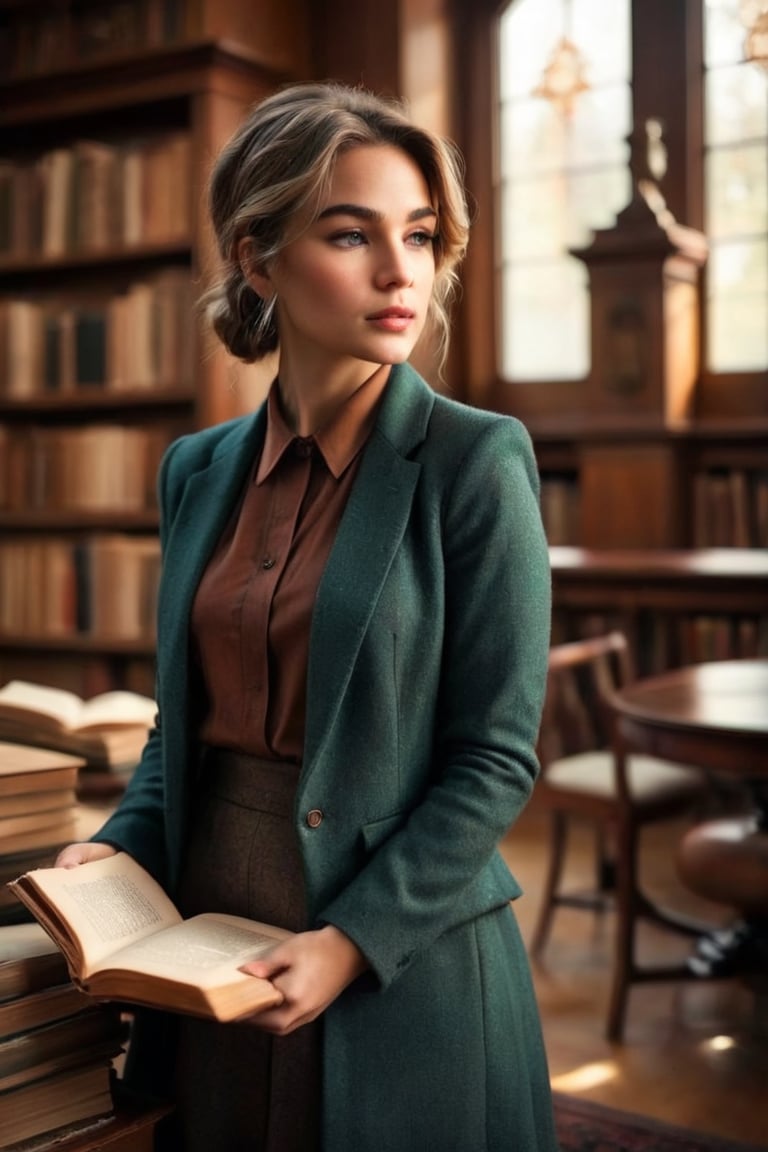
[
  {"xmin": 238, "ymin": 928, "xmax": 367, "ymax": 1035},
  {"xmin": 54, "ymin": 842, "xmax": 118, "ymax": 868},
  {"xmin": 239, "ymin": 954, "xmax": 284, "ymax": 981}
]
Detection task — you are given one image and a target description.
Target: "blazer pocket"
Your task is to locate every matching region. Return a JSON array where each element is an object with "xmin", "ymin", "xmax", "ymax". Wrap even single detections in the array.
[{"xmin": 360, "ymin": 811, "xmax": 408, "ymax": 854}]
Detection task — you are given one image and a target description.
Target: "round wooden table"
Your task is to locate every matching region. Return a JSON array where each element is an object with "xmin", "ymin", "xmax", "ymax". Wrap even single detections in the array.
[
  {"xmin": 613, "ymin": 659, "xmax": 768, "ymax": 815},
  {"xmin": 613, "ymin": 659, "xmax": 768, "ymax": 980}
]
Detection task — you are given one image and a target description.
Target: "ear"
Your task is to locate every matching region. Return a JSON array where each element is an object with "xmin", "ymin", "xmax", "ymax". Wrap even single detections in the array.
[{"xmin": 237, "ymin": 237, "xmax": 273, "ymax": 300}]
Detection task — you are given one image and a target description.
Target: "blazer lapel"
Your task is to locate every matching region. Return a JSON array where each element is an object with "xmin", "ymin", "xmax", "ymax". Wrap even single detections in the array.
[
  {"xmin": 157, "ymin": 411, "xmax": 265, "ymax": 702},
  {"xmin": 304, "ymin": 365, "xmax": 435, "ymax": 770}
]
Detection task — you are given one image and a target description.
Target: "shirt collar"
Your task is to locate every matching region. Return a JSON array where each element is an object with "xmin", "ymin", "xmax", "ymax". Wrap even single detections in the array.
[{"xmin": 256, "ymin": 367, "xmax": 390, "ymax": 483}]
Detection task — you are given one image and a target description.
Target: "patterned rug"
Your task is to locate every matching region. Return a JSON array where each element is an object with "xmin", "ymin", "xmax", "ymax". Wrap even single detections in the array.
[{"xmin": 553, "ymin": 1093, "xmax": 766, "ymax": 1152}]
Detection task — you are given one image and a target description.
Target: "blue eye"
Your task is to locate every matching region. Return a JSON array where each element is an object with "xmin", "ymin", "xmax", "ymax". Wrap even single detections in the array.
[
  {"xmin": 332, "ymin": 229, "xmax": 367, "ymax": 247},
  {"xmin": 409, "ymin": 230, "xmax": 436, "ymax": 248}
]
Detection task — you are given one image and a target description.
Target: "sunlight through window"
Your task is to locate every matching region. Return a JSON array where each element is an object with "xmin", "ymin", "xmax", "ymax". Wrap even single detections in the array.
[{"xmin": 496, "ymin": 0, "xmax": 631, "ymax": 381}]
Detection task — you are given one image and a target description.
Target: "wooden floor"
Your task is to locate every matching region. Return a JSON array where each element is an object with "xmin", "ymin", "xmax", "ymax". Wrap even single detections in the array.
[{"xmin": 501, "ymin": 797, "xmax": 768, "ymax": 1148}]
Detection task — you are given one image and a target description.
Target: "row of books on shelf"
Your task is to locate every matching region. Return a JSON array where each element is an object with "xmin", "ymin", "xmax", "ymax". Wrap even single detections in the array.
[
  {"xmin": 540, "ymin": 469, "xmax": 768, "ymax": 550},
  {"xmin": 0, "ymin": 0, "xmax": 203, "ymax": 81},
  {"xmin": 0, "ymin": 536, "xmax": 161, "ymax": 642},
  {"xmin": 0, "ymin": 269, "xmax": 196, "ymax": 397},
  {"xmin": 0, "ymin": 426, "xmax": 177, "ymax": 513},
  {"xmin": 0, "ymin": 133, "xmax": 192, "ymax": 261},
  {"xmin": 692, "ymin": 468, "xmax": 768, "ymax": 549},
  {"xmin": 539, "ymin": 476, "xmax": 580, "ymax": 547},
  {"xmin": 0, "ymin": 921, "xmax": 128, "ymax": 1147},
  {"xmin": 556, "ymin": 611, "xmax": 768, "ymax": 675}
]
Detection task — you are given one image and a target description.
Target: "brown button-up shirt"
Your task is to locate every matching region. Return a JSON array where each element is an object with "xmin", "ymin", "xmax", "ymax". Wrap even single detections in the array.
[{"xmin": 191, "ymin": 369, "xmax": 388, "ymax": 762}]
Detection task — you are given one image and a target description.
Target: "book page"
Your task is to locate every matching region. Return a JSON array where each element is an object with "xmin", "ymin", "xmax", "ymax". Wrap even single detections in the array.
[
  {"xmin": 76, "ymin": 691, "xmax": 156, "ymax": 731},
  {"xmin": 0, "ymin": 683, "xmax": 156, "ymax": 733},
  {"xmin": 11, "ymin": 853, "xmax": 181, "ymax": 977},
  {"xmin": 0, "ymin": 681, "xmax": 85, "ymax": 731},
  {"xmin": 107, "ymin": 913, "xmax": 290, "ymax": 986},
  {"xmin": 0, "ymin": 922, "xmax": 60, "ymax": 964}
]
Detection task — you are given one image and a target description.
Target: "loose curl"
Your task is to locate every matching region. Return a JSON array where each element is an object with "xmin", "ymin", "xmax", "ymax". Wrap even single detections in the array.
[{"xmin": 201, "ymin": 82, "xmax": 470, "ymax": 373}]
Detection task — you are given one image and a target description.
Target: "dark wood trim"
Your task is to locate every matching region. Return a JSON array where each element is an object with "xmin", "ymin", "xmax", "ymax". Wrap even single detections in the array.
[{"xmin": 0, "ymin": 41, "xmax": 288, "ymax": 127}]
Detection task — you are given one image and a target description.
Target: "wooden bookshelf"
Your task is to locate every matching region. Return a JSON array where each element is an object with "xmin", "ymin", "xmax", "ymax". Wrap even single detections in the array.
[
  {"xmin": 0, "ymin": 1, "xmax": 309, "ymax": 693},
  {"xmin": 550, "ymin": 546, "xmax": 768, "ymax": 676},
  {"xmin": 532, "ymin": 422, "xmax": 768, "ymax": 553}
]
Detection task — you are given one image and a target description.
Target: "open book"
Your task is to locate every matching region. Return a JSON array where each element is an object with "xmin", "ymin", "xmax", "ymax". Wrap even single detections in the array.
[
  {"xmin": 7, "ymin": 853, "xmax": 292, "ymax": 1022},
  {"xmin": 0, "ymin": 680, "xmax": 156, "ymax": 766}
]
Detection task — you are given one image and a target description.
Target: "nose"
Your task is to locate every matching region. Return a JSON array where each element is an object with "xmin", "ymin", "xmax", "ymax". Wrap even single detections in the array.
[{"xmin": 374, "ymin": 241, "xmax": 414, "ymax": 288}]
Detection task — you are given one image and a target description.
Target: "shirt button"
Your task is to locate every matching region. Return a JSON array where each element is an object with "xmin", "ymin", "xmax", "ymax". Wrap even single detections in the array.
[
  {"xmin": 262, "ymin": 556, "xmax": 275, "ymax": 570},
  {"xmin": 295, "ymin": 438, "xmax": 313, "ymax": 458},
  {"xmin": 306, "ymin": 809, "xmax": 323, "ymax": 828}
]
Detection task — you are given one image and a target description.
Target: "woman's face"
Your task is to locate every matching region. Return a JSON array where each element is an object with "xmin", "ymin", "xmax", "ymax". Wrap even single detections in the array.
[{"xmin": 258, "ymin": 144, "xmax": 437, "ymax": 380}]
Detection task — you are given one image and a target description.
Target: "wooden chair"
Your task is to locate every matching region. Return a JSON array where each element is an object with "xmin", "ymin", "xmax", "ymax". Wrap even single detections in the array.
[{"xmin": 530, "ymin": 631, "xmax": 711, "ymax": 1042}]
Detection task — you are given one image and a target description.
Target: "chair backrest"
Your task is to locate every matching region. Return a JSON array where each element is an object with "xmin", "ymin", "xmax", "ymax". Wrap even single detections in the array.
[{"xmin": 538, "ymin": 631, "xmax": 634, "ymax": 767}]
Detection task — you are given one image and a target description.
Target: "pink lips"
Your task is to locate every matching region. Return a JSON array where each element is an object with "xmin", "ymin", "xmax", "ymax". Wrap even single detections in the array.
[{"xmin": 367, "ymin": 307, "xmax": 415, "ymax": 333}]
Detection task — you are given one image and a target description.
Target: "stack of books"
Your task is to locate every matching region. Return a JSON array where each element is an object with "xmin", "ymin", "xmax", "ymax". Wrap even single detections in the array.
[
  {"xmin": 0, "ymin": 682, "xmax": 156, "ymax": 799},
  {"xmin": 0, "ymin": 743, "xmax": 86, "ymax": 926},
  {"xmin": 0, "ymin": 922, "xmax": 128, "ymax": 1148}
]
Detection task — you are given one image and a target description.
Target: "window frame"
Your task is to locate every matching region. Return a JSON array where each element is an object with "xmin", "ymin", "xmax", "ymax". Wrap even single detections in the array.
[{"xmin": 452, "ymin": 0, "xmax": 768, "ymax": 425}]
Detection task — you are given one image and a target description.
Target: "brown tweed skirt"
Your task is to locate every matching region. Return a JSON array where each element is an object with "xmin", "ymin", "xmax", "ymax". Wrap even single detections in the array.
[{"xmin": 168, "ymin": 747, "xmax": 321, "ymax": 1152}]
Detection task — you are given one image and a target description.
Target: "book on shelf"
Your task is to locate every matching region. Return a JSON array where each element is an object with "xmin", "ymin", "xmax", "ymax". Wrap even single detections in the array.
[
  {"xmin": 0, "ymin": 743, "xmax": 84, "ymax": 897},
  {"xmin": 0, "ymin": 920, "xmax": 130, "ymax": 1147},
  {"xmin": 0, "ymin": 921, "xmax": 126, "ymax": 1070},
  {"xmin": 0, "ymin": 682, "xmax": 156, "ymax": 767},
  {"xmin": 0, "ymin": 742, "xmax": 84, "ymax": 797},
  {"xmin": 0, "ymin": 923, "xmax": 69, "ymax": 1001},
  {"xmin": 0, "ymin": 979, "xmax": 91, "ymax": 1039},
  {"xmin": 0, "ymin": 1058, "xmax": 116, "ymax": 1148},
  {"xmin": 8, "ymin": 852, "xmax": 293, "ymax": 1023},
  {"xmin": 0, "ymin": 1004, "xmax": 127, "ymax": 1093},
  {"xmin": 0, "ymin": 787, "xmax": 78, "ymax": 820},
  {"xmin": 1, "ymin": 815, "xmax": 81, "ymax": 858}
]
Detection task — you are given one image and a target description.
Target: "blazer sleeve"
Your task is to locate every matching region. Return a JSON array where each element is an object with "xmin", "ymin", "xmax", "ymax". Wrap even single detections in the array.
[{"xmin": 318, "ymin": 416, "xmax": 552, "ymax": 987}]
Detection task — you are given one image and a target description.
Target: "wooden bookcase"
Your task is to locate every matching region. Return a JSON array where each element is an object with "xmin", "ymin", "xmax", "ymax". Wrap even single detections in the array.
[
  {"xmin": 0, "ymin": 0, "xmax": 309, "ymax": 697},
  {"xmin": 550, "ymin": 547, "xmax": 768, "ymax": 676}
]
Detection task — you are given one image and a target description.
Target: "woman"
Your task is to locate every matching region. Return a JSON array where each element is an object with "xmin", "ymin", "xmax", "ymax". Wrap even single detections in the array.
[{"xmin": 57, "ymin": 82, "xmax": 556, "ymax": 1152}]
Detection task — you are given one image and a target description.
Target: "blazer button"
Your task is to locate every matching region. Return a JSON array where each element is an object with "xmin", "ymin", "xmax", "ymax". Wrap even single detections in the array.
[{"xmin": 306, "ymin": 809, "xmax": 323, "ymax": 828}]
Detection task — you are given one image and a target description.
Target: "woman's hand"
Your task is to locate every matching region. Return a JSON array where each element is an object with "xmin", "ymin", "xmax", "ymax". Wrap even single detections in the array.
[
  {"xmin": 55, "ymin": 842, "xmax": 118, "ymax": 868},
  {"xmin": 240, "ymin": 924, "xmax": 368, "ymax": 1035}
]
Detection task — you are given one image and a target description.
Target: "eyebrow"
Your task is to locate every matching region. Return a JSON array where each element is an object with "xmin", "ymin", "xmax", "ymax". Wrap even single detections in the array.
[{"xmin": 316, "ymin": 203, "xmax": 437, "ymax": 224}]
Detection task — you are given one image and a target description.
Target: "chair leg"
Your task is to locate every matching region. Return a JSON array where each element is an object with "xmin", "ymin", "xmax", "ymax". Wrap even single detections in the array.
[
  {"xmin": 595, "ymin": 824, "xmax": 616, "ymax": 896},
  {"xmin": 530, "ymin": 810, "xmax": 568, "ymax": 957},
  {"xmin": 606, "ymin": 822, "xmax": 638, "ymax": 1043}
]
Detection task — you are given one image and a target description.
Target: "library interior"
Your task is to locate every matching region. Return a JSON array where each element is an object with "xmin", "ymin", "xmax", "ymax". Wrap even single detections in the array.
[{"xmin": 0, "ymin": 1, "xmax": 767, "ymax": 1150}]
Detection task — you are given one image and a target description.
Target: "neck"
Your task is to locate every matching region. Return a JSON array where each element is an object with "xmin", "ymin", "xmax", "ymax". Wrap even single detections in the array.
[{"xmin": 277, "ymin": 361, "xmax": 389, "ymax": 436}]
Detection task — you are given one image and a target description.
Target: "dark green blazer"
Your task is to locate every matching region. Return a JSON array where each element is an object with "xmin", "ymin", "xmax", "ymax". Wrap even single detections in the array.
[{"xmin": 98, "ymin": 361, "xmax": 557, "ymax": 1151}]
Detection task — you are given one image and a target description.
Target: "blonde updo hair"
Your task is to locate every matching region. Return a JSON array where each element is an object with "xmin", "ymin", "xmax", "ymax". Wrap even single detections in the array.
[{"xmin": 202, "ymin": 81, "xmax": 470, "ymax": 372}]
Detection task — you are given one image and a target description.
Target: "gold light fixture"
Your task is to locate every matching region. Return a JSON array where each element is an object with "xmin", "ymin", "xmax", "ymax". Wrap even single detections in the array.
[
  {"xmin": 532, "ymin": 35, "xmax": 591, "ymax": 116},
  {"xmin": 740, "ymin": 0, "xmax": 768, "ymax": 68}
]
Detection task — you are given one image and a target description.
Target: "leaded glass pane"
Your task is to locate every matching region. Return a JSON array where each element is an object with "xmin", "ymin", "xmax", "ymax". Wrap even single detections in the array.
[
  {"xmin": 500, "ymin": 258, "xmax": 589, "ymax": 380},
  {"xmin": 704, "ymin": 0, "xmax": 749, "ymax": 68},
  {"xmin": 704, "ymin": 0, "xmax": 768, "ymax": 372},
  {"xmin": 706, "ymin": 143, "xmax": 768, "ymax": 239},
  {"xmin": 566, "ymin": 165, "xmax": 633, "ymax": 247},
  {"xmin": 571, "ymin": 0, "xmax": 631, "ymax": 83},
  {"xmin": 707, "ymin": 239, "xmax": 768, "ymax": 369},
  {"xmin": 705, "ymin": 63, "xmax": 768, "ymax": 146},
  {"xmin": 498, "ymin": 98, "xmax": 566, "ymax": 179},
  {"xmin": 497, "ymin": 0, "xmax": 564, "ymax": 101},
  {"xmin": 497, "ymin": 0, "xmax": 632, "ymax": 382}
]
